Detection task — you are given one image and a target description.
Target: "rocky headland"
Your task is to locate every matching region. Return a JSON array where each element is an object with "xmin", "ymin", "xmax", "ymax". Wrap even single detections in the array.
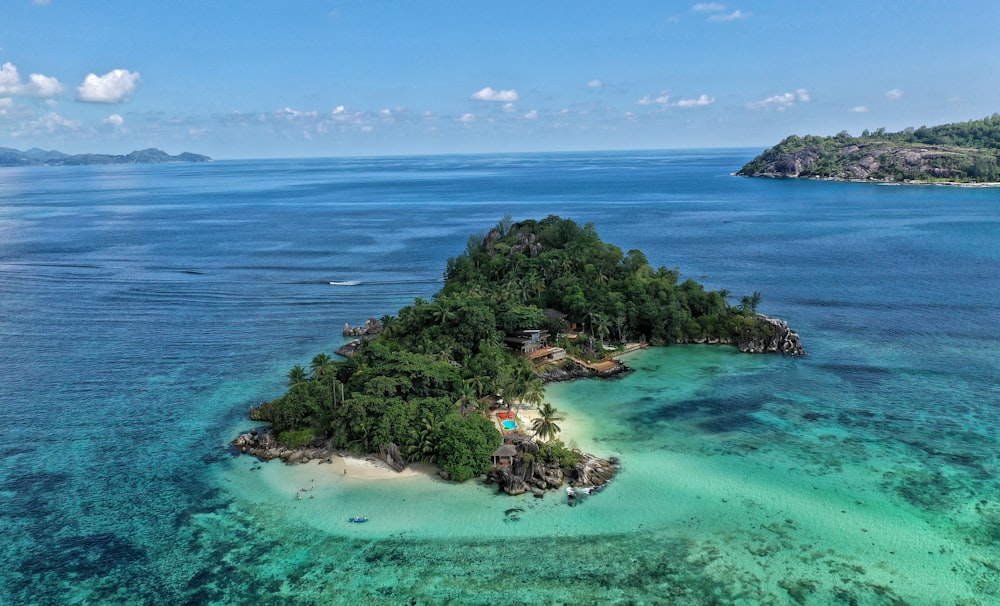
[
  {"xmin": 484, "ymin": 438, "xmax": 618, "ymax": 500},
  {"xmin": 682, "ymin": 314, "xmax": 805, "ymax": 355},
  {"xmin": 737, "ymin": 116, "xmax": 1000, "ymax": 184},
  {"xmin": 737, "ymin": 141, "xmax": 995, "ymax": 183}
]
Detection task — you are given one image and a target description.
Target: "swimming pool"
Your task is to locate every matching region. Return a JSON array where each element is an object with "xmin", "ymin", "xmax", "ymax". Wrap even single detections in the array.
[{"xmin": 500, "ymin": 420, "xmax": 518, "ymax": 431}]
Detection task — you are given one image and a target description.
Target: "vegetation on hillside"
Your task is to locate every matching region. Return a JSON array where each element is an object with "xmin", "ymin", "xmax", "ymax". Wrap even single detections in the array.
[
  {"xmin": 738, "ymin": 114, "xmax": 1000, "ymax": 182},
  {"xmin": 251, "ymin": 216, "xmax": 775, "ymax": 480}
]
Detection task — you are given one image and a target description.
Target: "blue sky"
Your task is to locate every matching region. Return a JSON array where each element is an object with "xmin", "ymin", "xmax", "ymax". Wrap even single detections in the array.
[{"xmin": 2, "ymin": 1, "xmax": 998, "ymax": 159}]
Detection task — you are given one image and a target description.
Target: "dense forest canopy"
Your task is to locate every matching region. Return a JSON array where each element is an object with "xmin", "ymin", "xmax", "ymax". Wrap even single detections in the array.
[
  {"xmin": 738, "ymin": 114, "xmax": 1000, "ymax": 182},
  {"xmin": 252, "ymin": 216, "xmax": 774, "ymax": 480}
]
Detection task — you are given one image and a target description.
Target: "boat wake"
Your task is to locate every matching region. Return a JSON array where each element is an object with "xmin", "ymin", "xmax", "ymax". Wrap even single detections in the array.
[{"xmin": 328, "ymin": 280, "xmax": 361, "ymax": 286}]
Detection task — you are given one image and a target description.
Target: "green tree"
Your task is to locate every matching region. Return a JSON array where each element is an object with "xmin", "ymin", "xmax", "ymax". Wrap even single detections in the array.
[
  {"xmin": 531, "ymin": 401, "xmax": 564, "ymax": 441},
  {"xmin": 437, "ymin": 414, "xmax": 502, "ymax": 481},
  {"xmin": 310, "ymin": 352, "xmax": 334, "ymax": 380},
  {"xmin": 286, "ymin": 364, "xmax": 307, "ymax": 387}
]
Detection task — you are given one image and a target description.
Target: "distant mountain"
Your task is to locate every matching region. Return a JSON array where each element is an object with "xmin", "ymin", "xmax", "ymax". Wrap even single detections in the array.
[
  {"xmin": 737, "ymin": 114, "xmax": 1000, "ymax": 184},
  {"xmin": 0, "ymin": 147, "xmax": 211, "ymax": 167}
]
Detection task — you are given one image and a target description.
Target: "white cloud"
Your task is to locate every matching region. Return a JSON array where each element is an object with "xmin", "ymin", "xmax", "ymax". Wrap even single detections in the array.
[
  {"xmin": 674, "ymin": 94, "xmax": 716, "ymax": 108},
  {"xmin": 692, "ymin": 2, "xmax": 726, "ymax": 11},
  {"xmin": 502, "ymin": 102, "xmax": 517, "ymax": 113},
  {"xmin": 849, "ymin": 106, "xmax": 869, "ymax": 113},
  {"xmin": 0, "ymin": 64, "xmax": 19, "ymax": 93},
  {"xmin": 457, "ymin": 113, "xmax": 476, "ymax": 123},
  {"xmin": 332, "ymin": 105, "xmax": 346, "ymax": 114},
  {"xmin": 28, "ymin": 73, "xmax": 64, "ymax": 96},
  {"xmin": 14, "ymin": 111, "xmax": 79, "ymax": 136},
  {"xmin": 0, "ymin": 62, "xmax": 65, "ymax": 97},
  {"xmin": 103, "ymin": 113, "xmax": 125, "ymax": 127},
  {"xmin": 273, "ymin": 106, "xmax": 317, "ymax": 120},
  {"xmin": 587, "ymin": 79, "xmax": 604, "ymax": 88},
  {"xmin": 76, "ymin": 69, "xmax": 140, "ymax": 103},
  {"xmin": 523, "ymin": 109, "xmax": 538, "ymax": 120},
  {"xmin": 470, "ymin": 87, "xmax": 519, "ymax": 102},
  {"xmin": 708, "ymin": 9, "xmax": 750, "ymax": 21},
  {"xmin": 637, "ymin": 92, "xmax": 670, "ymax": 106},
  {"xmin": 638, "ymin": 91, "xmax": 715, "ymax": 109},
  {"xmin": 745, "ymin": 88, "xmax": 810, "ymax": 111},
  {"xmin": 886, "ymin": 88, "xmax": 904, "ymax": 100}
]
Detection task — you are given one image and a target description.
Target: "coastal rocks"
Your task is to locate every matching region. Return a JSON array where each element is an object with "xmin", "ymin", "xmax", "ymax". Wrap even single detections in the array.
[
  {"xmin": 335, "ymin": 339, "xmax": 364, "ymax": 358},
  {"xmin": 342, "ymin": 317, "xmax": 382, "ymax": 337},
  {"xmin": 571, "ymin": 452, "xmax": 619, "ymax": 489},
  {"xmin": 537, "ymin": 360, "xmax": 632, "ymax": 383},
  {"xmin": 736, "ymin": 315, "xmax": 806, "ymax": 356},
  {"xmin": 484, "ymin": 440, "xmax": 620, "ymax": 502},
  {"xmin": 230, "ymin": 428, "xmax": 335, "ymax": 463},
  {"xmin": 677, "ymin": 314, "xmax": 805, "ymax": 355},
  {"xmin": 378, "ymin": 443, "xmax": 407, "ymax": 472},
  {"xmin": 737, "ymin": 141, "xmax": 979, "ymax": 183}
]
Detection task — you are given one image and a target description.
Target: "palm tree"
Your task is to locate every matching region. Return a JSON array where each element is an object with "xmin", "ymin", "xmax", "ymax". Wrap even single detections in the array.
[
  {"xmin": 286, "ymin": 364, "xmax": 307, "ymax": 387},
  {"xmin": 455, "ymin": 384, "xmax": 478, "ymax": 416},
  {"xmin": 531, "ymin": 402, "xmax": 564, "ymax": 441},
  {"xmin": 310, "ymin": 352, "xmax": 334, "ymax": 380},
  {"xmin": 517, "ymin": 378, "xmax": 544, "ymax": 415},
  {"xmin": 738, "ymin": 291, "xmax": 762, "ymax": 314},
  {"xmin": 594, "ymin": 313, "xmax": 611, "ymax": 345},
  {"xmin": 404, "ymin": 413, "xmax": 442, "ymax": 463}
]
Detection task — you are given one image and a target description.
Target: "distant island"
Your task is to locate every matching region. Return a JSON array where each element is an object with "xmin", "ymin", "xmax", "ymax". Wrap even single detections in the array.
[
  {"xmin": 737, "ymin": 114, "xmax": 1000, "ymax": 184},
  {"xmin": 0, "ymin": 147, "xmax": 211, "ymax": 167},
  {"xmin": 232, "ymin": 216, "xmax": 803, "ymax": 498}
]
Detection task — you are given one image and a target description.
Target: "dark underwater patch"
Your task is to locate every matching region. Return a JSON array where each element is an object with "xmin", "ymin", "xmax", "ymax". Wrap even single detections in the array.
[{"xmin": 632, "ymin": 395, "xmax": 764, "ymax": 433}]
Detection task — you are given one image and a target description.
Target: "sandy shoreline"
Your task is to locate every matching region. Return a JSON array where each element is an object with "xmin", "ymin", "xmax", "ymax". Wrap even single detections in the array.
[{"xmin": 312, "ymin": 453, "xmax": 439, "ymax": 481}]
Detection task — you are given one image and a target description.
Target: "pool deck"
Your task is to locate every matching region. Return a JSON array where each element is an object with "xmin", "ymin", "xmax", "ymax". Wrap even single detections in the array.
[{"xmin": 494, "ymin": 410, "xmax": 523, "ymax": 435}]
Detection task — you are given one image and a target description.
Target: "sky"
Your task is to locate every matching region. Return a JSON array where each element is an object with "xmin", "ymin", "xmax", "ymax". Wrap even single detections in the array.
[{"xmin": 2, "ymin": 0, "xmax": 998, "ymax": 159}]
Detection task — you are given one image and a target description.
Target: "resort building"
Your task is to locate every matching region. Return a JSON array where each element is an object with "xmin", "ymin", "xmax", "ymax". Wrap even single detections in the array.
[
  {"xmin": 505, "ymin": 329, "xmax": 550, "ymax": 355},
  {"xmin": 491, "ymin": 444, "xmax": 517, "ymax": 467}
]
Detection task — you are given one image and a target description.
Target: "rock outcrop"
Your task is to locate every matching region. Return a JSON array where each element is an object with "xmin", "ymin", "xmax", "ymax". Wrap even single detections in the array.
[
  {"xmin": 737, "ymin": 139, "xmax": 997, "ymax": 183},
  {"xmin": 232, "ymin": 427, "xmax": 338, "ymax": 465},
  {"xmin": 378, "ymin": 442, "xmax": 407, "ymax": 472},
  {"xmin": 484, "ymin": 438, "xmax": 620, "ymax": 503},
  {"xmin": 536, "ymin": 360, "xmax": 632, "ymax": 383},
  {"xmin": 735, "ymin": 314, "xmax": 805, "ymax": 355},
  {"xmin": 342, "ymin": 317, "xmax": 382, "ymax": 337},
  {"xmin": 681, "ymin": 314, "xmax": 805, "ymax": 356}
]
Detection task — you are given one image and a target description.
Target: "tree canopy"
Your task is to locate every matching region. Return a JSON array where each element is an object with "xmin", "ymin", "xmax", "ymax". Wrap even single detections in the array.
[
  {"xmin": 252, "ymin": 216, "xmax": 771, "ymax": 480},
  {"xmin": 738, "ymin": 114, "xmax": 1000, "ymax": 182}
]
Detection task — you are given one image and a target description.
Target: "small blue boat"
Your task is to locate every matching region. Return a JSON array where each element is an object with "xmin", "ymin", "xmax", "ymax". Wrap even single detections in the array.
[{"xmin": 348, "ymin": 516, "xmax": 368, "ymax": 523}]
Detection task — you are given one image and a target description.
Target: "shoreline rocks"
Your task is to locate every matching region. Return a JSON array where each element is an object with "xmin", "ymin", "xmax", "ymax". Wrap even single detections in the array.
[
  {"xmin": 484, "ymin": 438, "xmax": 619, "ymax": 504},
  {"xmin": 679, "ymin": 314, "xmax": 805, "ymax": 356},
  {"xmin": 537, "ymin": 360, "xmax": 632, "ymax": 383},
  {"xmin": 231, "ymin": 428, "xmax": 338, "ymax": 464}
]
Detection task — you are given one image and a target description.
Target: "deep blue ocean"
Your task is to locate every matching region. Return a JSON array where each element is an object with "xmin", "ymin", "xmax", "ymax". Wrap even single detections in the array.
[{"xmin": 1, "ymin": 150, "xmax": 998, "ymax": 605}]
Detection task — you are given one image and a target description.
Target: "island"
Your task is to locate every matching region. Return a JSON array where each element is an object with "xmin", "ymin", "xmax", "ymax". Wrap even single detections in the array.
[
  {"xmin": 737, "ymin": 114, "xmax": 1000, "ymax": 184},
  {"xmin": 232, "ymin": 216, "xmax": 804, "ymax": 498},
  {"xmin": 0, "ymin": 147, "xmax": 211, "ymax": 167}
]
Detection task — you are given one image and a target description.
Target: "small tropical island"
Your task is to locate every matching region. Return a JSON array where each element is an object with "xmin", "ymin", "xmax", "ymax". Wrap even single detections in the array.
[
  {"xmin": 233, "ymin": 216, "xmax": 803, "ymax": 498},
  {"xmin": 737, "ymin": 114, "xmax": 1000, "ymax": 184},
  {"xmin": 0, "ymin": 146, "xmax": 211, "ymax": 167}
]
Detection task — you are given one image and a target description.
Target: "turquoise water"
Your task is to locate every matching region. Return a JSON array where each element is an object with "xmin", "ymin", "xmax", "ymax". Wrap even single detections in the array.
[
  {"xmin": 501, "ymin": 420, "xmax": 518, "ymax": 431},
  {"xmin": 1, "ymin": 151, "xmax": 998, "ymax": 604}
]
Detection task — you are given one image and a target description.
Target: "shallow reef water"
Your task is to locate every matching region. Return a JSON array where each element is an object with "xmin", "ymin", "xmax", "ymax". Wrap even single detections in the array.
[{"xmin": 1, "ymin": 151, "xmax": 998, "ymax": 604}]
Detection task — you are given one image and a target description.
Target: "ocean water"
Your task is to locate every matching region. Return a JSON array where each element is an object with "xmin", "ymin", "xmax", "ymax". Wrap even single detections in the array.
[{"xmin": 1, "ymin": 150, "xmax": 998, "ymax": 605}]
